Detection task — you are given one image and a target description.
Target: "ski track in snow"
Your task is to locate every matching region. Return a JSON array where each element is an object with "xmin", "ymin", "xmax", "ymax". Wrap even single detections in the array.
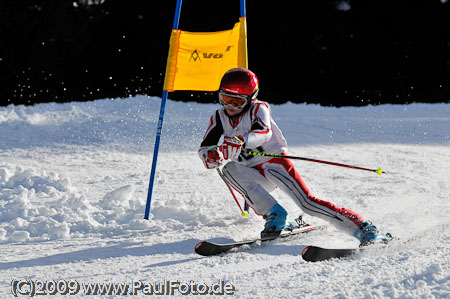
[{"xmin": 0, "ymin": 95, "xmax": 449, "ymax": 298}]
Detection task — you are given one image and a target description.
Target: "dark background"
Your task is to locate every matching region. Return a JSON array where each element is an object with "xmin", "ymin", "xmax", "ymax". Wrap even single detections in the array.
[{"xmin": 1, "ymin": 0, "xmax": 449, "ymax": 107}]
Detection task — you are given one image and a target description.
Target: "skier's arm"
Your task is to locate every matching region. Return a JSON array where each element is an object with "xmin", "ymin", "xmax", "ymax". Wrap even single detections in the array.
[
  {"xmin": 199, "ymin": 110, "xmax": 223, "ymax": 148},
  {"xmin": 242, "ymin": 102, "xmax": 273, "ymax": 149},
  {"xmin": 198, "ymin": 111, "xmax": 224, "ymax": 169}
]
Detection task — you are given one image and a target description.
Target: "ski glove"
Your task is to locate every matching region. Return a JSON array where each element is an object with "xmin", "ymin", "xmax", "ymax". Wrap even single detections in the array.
[
  {"xmin": 221, "ymin": 136, "xmax": 245, "ymax": 160},
  {"xmin": 202, "ymin": 147, "xmax": 224, "ymax": 169}
]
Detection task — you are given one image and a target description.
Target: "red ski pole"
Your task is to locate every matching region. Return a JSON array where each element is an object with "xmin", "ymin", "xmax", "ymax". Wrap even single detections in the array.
[
  {"xmin": 216, "ymin": 168, "xmax": 249, "ymax": 217},
  {"xmin": 207, "ymin": 144, "xmax": 249, "ymax": 216},
  {"xmin": 243, "ymin": 150, "xmax": 385, "ymax": 175}
]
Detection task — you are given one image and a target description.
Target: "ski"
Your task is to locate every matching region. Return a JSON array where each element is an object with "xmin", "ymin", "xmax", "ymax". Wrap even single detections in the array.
[
  {"xmin": 302, "ymin": 234, "xmax": 395, "ymax": 262},
  {"xmin": 195, "ymin": 224, "xmax": 317, "ymax": 256},
  {"xmin": 301, "ymin": 246, "xmax": 360, "ymax": 262}
]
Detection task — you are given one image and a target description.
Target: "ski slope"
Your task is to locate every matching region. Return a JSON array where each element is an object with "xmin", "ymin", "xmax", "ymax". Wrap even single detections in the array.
[{"xmin": 1, "ymin": 96, "xmax": 449, "ymax": 297}]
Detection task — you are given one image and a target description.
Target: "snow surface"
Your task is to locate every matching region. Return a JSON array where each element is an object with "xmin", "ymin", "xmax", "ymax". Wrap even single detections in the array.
[{"xmin": 1, "ymin": 95, "xmax": 449, "ymax": 298}]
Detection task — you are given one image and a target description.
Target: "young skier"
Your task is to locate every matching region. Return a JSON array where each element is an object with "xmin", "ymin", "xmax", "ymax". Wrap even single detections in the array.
[{"xmin": 198, "ymin": 67, "xmax": 391, "ymax": 246}]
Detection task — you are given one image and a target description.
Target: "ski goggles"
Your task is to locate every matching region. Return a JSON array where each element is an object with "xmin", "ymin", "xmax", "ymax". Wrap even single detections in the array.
[{"xmin": 218, "ymin": 93, "xmax": 248, "ymax": 110}]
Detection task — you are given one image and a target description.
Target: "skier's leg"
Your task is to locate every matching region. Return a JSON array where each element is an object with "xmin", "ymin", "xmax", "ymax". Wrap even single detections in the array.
[
  {"xmin": 221, "ymin": 161, "xmax": 277, "ymax": 215},
  {"xmin": 222, "ymin": 161, "xmax": 300, "ymax": 237},
  {"xmin": 262, "ymin": 158, "xmax": 364, "ymax": 236}
]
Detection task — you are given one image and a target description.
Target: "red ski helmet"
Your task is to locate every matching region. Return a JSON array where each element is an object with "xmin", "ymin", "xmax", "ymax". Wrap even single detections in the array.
[{"xmin": 218, "ymin": 68, "xmax": 259, "ymax": 110}]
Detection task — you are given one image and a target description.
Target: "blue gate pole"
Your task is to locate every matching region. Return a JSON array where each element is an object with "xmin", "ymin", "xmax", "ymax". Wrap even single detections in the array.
[
  {"xmin": 240, "ymin": 0, "xmax": 246, "ymax": 17},
  {"xmin": 240, "ymin": 0, "xmax": 249, "ymax": 213},
  {"xmin": 144, "ymin": 0, "xmax": 183, "ymax": 220}
]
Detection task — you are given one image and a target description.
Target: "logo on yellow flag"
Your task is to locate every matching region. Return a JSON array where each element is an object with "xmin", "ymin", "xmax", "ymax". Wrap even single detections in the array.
[
  {"xmin": 190, "ymin": 46, "xmax": 234, "ymax": 63},
  {"xmin": 190, "ymin": 50, "xmax": 201, "ymax": 62}
]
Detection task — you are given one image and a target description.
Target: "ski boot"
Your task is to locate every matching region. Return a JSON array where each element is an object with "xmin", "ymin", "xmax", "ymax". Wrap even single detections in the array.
[
  {"xmin": 354, "ymin": 221, "xmax": 393, "ymax": 247},
  {"xmin": 260, "ymin": 203, "xmax": 296, "ymax": 238}
]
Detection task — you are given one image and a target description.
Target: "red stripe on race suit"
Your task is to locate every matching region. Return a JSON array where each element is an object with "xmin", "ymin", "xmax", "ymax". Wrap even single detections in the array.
[
  {"xmin": 253, "ymin": 102, "xmax": 269, "ymax": 118},
  {"xmin": 251, "ymin": 103, "xmax": 270, "ymax": 135},
  {"xmin": 253, "ymin": 154, "xmax": 364, "ymax": 227}
]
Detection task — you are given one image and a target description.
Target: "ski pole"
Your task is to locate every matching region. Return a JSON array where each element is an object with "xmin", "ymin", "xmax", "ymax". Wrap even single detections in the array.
[
  {"xmin": 207, "ymin": 144, "xmax": 249, "ymax": 216},
  {"xmin": 216, "ymin": 168, "xmax": 249, "ymax": 217},
  {"xmin": 243, "ymin": 150, "xmax": 385, "ymax": 175}
]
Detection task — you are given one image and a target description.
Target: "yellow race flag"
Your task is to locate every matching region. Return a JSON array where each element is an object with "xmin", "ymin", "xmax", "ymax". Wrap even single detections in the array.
[{"xmin": 163, "ymin": 18, "xmax": 248, "ymax": 92}]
